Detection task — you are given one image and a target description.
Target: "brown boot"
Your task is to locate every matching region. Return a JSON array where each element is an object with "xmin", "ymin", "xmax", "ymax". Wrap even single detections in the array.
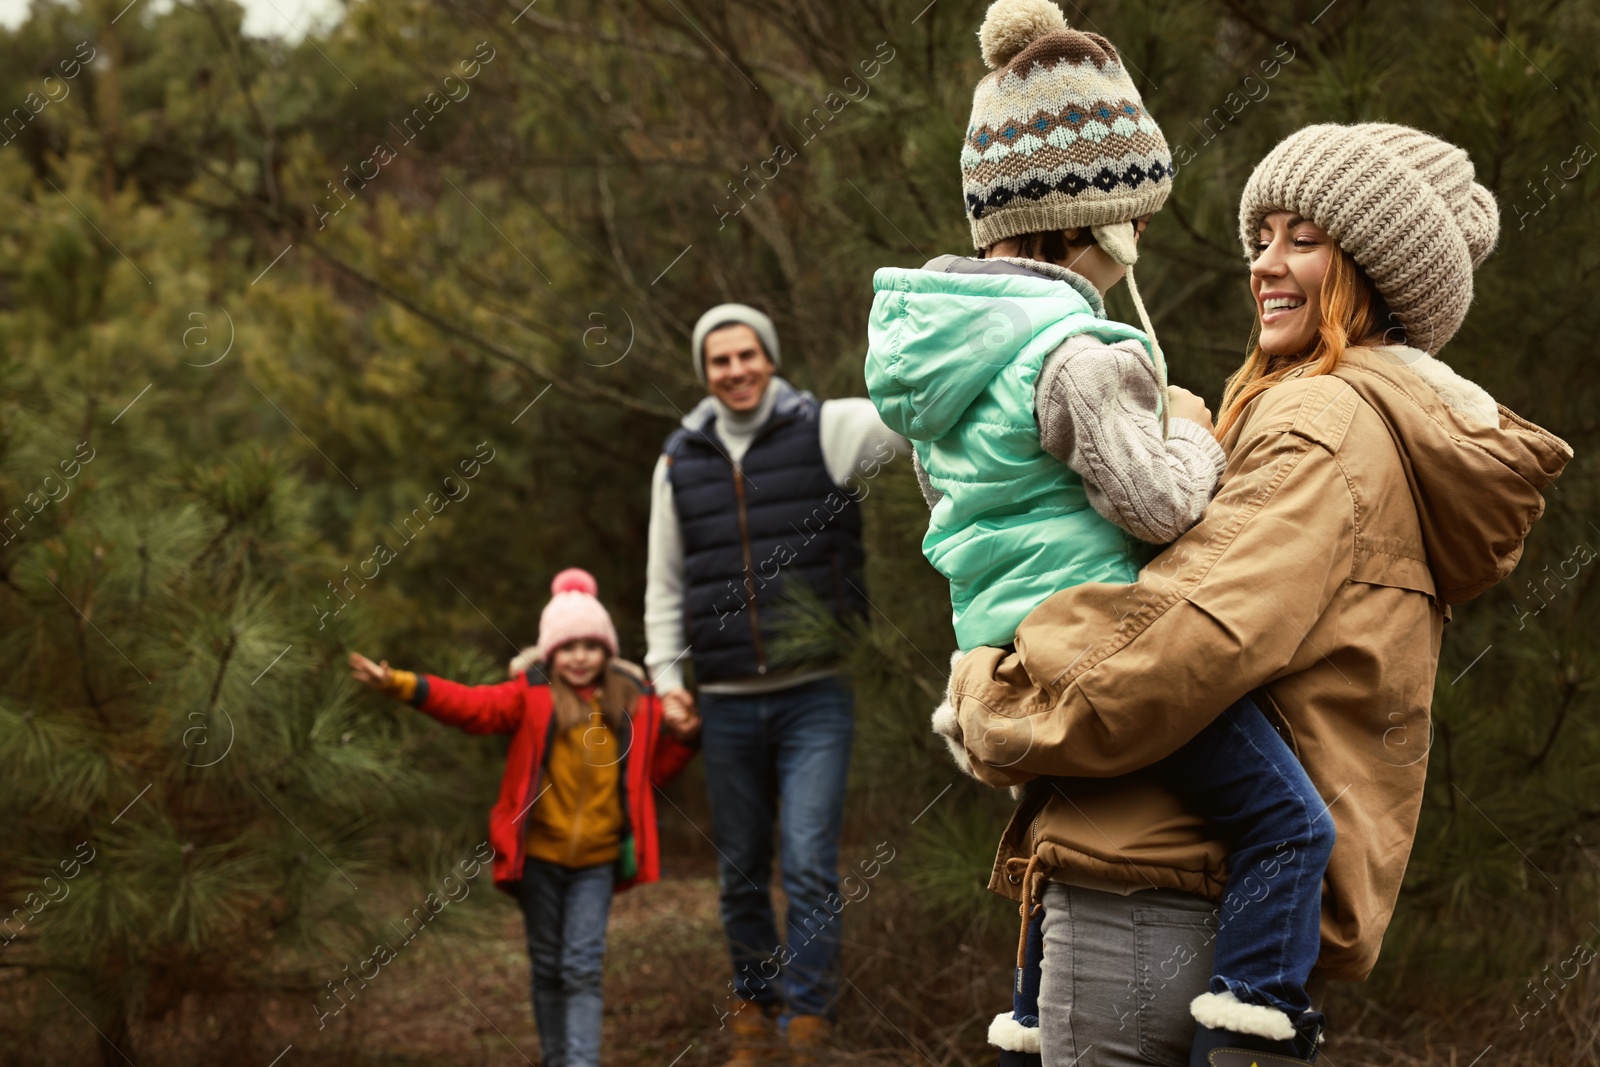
[
  {"xmin": 785, "ymin": 1015, "xmax": 834, "ymax": 1065},
  {"xmin": 724, "ymin": 999, "xmax": 781, "ymax": 1066}
]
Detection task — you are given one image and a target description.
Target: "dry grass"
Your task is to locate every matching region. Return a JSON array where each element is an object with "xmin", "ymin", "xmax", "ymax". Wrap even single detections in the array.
[
  {"xmin": 8, "ymin": 870, "xmax": 1599, "ymax": 1066},
  {"xmin": 6, "ymin": 798, "xmax": 1598, "ymax": 1066}
]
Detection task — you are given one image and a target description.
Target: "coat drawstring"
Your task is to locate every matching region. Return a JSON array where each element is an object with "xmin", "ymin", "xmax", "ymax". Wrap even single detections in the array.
[
  {"xmin": 994, "ymin": 854, "xmax": 1050, "ymax": 1066},
  {"xmin": 1010, "ymin": 853, "xmax": 1051, "ymax": 968}
]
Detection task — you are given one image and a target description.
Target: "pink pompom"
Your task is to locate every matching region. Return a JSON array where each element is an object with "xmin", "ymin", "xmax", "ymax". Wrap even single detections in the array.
[{"xmin": 550, "ymin": 567, "xmax": 599, "ymax": 597}]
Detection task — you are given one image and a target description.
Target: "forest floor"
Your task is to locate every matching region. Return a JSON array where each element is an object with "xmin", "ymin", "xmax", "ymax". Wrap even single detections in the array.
[
  {"xmin": 274, "ymin": 833, "xmax": 1018, "ymax": 1067},
  {"xmin": 274, "ymin": 865, "xmax": 1502, "ymax": 1067},
  {"xmin": 9, "ymin": 794, "xmax": 1563, "ymax": 1065},
  {"xmin": 291, "ymin": 870, "xmax": 737, "ymax": 1066},
  {"xmin": 10, "ymin": 859, "xmax": 1566, "ymax": 1066}
]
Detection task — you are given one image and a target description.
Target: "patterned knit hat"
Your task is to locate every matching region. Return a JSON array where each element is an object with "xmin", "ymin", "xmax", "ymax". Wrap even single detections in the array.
[
  {"xmin": 962, "ymin": 0, "xmax": 1175, "ymax": 410},
  {"xmin": 509, "ymin": 568, "xmax": 619, "ymax": 676},
  {"xmin": 1238, "ymin": 123, "xmax": 1499, "ymax": 354},
  {"xmin": 962, "ymin": 0, "xmax": 1173, "ymax": 250}
]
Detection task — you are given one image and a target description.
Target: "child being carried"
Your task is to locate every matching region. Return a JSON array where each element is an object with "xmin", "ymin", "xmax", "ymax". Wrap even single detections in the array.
[{"xmin": 864, "ymin": 3, "xmax": 1332, "ymax": 1064}]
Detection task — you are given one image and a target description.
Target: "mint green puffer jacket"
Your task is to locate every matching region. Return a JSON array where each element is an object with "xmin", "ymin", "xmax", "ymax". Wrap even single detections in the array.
[{"xmin": 865, "ymin": 263, "xmax": 1159, "ymax": 651}]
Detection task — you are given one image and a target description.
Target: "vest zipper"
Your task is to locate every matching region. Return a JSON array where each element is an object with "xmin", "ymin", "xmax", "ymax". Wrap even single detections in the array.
[{"xmin": 731, "ymin": 464, "xmax": 767, "ymax": 673}]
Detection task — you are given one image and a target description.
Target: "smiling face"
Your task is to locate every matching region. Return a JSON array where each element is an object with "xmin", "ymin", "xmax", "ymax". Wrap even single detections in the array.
[
  {"xmin": 1250, "ymin": 211, "xmax": 1334, "ymax": 357},
  {"xmin": 703, "ymin": 325, "xmax": 775, "ymax": 413},
  {"xmin": 550, "ymin": 639, "xmax": 607, "ymax": 689}
]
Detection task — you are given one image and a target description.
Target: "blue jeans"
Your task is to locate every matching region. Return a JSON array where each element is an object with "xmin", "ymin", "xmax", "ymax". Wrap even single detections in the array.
[
  {"xmin": 699, "ymin": 676, "xmax": 855, "ymax": 1018},
  {"xmin": 517, "ymin": 859, "xmax": 615, "ymax": 1067},
  {"xmin": 1148, "ymin": 695, "xmax": 1336, "ymax": 1017}
]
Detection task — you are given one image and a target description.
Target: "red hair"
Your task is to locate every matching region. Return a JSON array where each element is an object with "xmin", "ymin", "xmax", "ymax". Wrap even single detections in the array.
[{"xmin": 1216, "ymin": 247, "xmax": 1397, "ymax": 439}]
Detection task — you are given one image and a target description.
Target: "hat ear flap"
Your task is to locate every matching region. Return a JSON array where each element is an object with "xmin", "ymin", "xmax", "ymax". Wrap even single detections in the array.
[{"xmin": 1090, "ymin": 221, "xmax": 1139, "ymax": 266}]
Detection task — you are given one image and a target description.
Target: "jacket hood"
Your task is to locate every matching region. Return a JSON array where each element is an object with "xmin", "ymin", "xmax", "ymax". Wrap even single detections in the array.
[
  {"xmin": 1331, "ymin": 346, "xmax": 1572, "ymax": 605},
  {"xmin": 866, "ymin": 259, "xmax": 1116, "ymax": 442}
]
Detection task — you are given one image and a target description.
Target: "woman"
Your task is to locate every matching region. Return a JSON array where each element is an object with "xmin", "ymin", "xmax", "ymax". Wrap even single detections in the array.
[{"xmin": 938, "ymin": 122, "xmax": 1571, "ymax": 1066}]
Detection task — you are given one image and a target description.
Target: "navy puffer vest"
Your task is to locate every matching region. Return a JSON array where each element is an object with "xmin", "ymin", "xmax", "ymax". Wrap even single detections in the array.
[{"xmin": 665, "ymin": 382, "xmax": 867, "ymax": 683}]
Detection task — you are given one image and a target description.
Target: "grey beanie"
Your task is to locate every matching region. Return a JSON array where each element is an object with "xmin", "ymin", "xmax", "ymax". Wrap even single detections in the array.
[{"xmin": 690, "ymin": 303, "xmax": 781, "ymax": 383}]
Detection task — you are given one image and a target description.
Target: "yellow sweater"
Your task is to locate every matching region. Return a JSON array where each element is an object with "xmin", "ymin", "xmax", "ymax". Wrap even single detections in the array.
[
  {"xmin": 382, "ymin": 672, "xmax": 623, "ymax": 869},
  {"xmin": 525, "ymin": 697, "xmax": 624, "ymax": 868}
]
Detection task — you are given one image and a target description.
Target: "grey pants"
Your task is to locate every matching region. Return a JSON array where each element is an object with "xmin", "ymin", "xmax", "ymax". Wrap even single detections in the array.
[{"xmin": 1038, "ymin": 882, "xmax": 1217, "ymax": 1067}]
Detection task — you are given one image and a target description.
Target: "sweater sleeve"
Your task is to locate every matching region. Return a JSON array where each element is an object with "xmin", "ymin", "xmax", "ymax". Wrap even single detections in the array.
[
  {"xmin": 1035, "ymin": 336, "xmax": 1227, "ymax": 544},
  {"xmin": 379, "ymin": 669, "xmax": 419, "ymax": 702},
  {"xmin": 819, "ymin": 397, "xmax": 909, "ymax": 496},
  {"xmin": 643, "ymin": 453, "xmax": 692, "ymax": 693}
]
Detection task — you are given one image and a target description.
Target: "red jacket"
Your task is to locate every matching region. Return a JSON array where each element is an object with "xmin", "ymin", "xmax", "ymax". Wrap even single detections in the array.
[{"xmin": 408, "ymin": 662, "xmax": 697, "ymax": 894}]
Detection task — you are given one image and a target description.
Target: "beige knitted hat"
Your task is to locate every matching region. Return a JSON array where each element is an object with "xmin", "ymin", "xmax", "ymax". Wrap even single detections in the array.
[{"xmin": 1238, "ymin": 123, "xmax": 1499, "ymax": 354}]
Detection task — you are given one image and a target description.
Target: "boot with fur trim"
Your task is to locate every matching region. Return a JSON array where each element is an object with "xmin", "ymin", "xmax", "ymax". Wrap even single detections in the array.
[
  {"xmin": 1188, "ymin": 991, "xmax": 1323, "ymax": 1066},
  {"xmin": 989, "ymin": 1010, "xmax": 1042, "ymax": 1065}
]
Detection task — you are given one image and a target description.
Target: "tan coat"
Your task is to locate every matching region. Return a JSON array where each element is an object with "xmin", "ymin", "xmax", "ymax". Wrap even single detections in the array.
[{"xmin": 949, "ymin": 346, "xmax": 1571, "ymax": 981}]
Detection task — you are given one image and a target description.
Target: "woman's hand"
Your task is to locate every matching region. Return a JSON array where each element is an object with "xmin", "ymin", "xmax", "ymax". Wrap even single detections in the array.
[
  {"xmin": 1167, "ymin": 386, "xmax": 1214, "ymax": 432},
  {"xmin": 349, "ymin": 651, "xmax": 392, "ymax": 690}
]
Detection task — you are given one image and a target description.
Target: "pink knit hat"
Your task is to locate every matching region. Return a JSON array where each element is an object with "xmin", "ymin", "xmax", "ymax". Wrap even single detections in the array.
[{"xmin": 507, "ymin": 568, "xmax": 619, "ymax": 676}]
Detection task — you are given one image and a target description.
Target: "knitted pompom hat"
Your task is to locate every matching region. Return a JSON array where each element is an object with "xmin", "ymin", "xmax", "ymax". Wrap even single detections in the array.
[
  {"xmin": 1238, "ymin": 123, "xmax": 1500, "ymax": 354},
  {"xmin": 963, "ymin": 0, "xmax": 1175, "ymax": 408},
  {"xmin": 962, "ymin": 0, "xmax": 1173, "ymax": 250},
  {"xmin": 509, "ymin": 568, "xmax": 620, "ymax": 676}
]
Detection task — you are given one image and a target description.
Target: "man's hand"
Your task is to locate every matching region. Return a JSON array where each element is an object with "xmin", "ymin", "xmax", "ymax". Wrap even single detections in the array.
[
  {"xmin": 1166, "ymin": 386, "xmax": 1214, "ymax": 433},
  {"xmin": 661, "ymin": 688, "xmax": 702, "ymax": 740},
  {"xmin": 349, "ymin": 651, "xmax": 392, "ymax": 690}
]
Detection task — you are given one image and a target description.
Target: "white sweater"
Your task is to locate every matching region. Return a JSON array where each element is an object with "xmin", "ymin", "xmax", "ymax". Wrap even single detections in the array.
[{"xmin": 643, "ymin": 380, "xmax": 908, "ymax": 694}]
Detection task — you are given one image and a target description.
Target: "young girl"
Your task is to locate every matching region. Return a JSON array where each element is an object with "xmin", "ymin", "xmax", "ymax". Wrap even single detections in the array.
[
  {"xmin": 866, "ymin": 2, "xmax": 1332, "ymax": 1063},
  {"xmin": 349, "ymin": 568, "xmax": 697, "ymax": 1067}
]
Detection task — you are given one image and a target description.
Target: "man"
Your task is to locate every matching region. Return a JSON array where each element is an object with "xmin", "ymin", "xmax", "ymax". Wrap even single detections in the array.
[{"xmin": 645, "ymin": 303, "xmax": 904, "ymax": 1063}]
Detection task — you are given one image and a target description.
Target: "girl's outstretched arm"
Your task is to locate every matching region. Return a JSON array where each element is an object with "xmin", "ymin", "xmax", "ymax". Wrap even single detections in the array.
[{"xmin": 348, "ymin": 651, "xmax": 524, "ymax": 735}]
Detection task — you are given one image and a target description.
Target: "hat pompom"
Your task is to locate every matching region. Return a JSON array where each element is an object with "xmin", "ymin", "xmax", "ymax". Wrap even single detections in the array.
[
  {"xmin": 550, "ymin": 567, "xmax": 599, "ymax": 597},
  {"xmin": 979, "ymin": 0, "xmax": 1067, "ymax": 69}
]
